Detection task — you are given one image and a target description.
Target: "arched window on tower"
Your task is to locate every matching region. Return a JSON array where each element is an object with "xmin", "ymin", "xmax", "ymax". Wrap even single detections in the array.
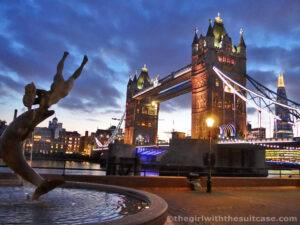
[
  {"xmin": 214, "ymin": 96, "xmax": 218, "ymax": 107},
  {"xmin": 215, "ymin": 78, "xmax": 220, "ymax": 87}
]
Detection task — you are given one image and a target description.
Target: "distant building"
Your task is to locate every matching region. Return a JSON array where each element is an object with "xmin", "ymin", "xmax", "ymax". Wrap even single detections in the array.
[
  {"xmin": 92, "ymin": 126, "xmax": 123, "ymax": 146},
  {"xmin": 246, "ymin": 122, "xmax": 266, "ymax": 139},
  {"xmin": 24, "ymin": 125, "xmax": 66, "ymax": 155},
  {"xmin": 274, "ymin": 73, "xmax": 293, "ymax": 138},
  {"xmin": 171, "ymin": 132, "xmax": 186, "ymax": 139},
  {"xmin": 79, "ymin": 131, "xmax": 93, "ymax": 156},
  {"xmin": 250, "ymin": 128, "xmax": 266, "ymax": 139},
  {"xmin": 266, "ymin": 148, "xmax": 300, "ymax": 164},
  {"xmin": 48, "ymin": 117, "xmax": 64, "ymax": 139},
  {"xmin": 0, "ymin": 120, "xmax": 7, "ymax": 136},
  {"xmin": 64, "ymin": 131, "xmax": 81, "ymax": 154},
  {"xmin": 24, "ymin": 117, "xmax": 80, "ymax": 156}
]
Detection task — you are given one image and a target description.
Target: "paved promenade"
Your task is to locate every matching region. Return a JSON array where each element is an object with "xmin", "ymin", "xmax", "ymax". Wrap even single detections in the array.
[{"xmin": 151, "ymin": 187, "xmax": 300, "ymax": 225}]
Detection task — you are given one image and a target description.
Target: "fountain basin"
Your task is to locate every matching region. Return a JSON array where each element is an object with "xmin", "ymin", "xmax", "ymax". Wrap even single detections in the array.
[{"xmin": 0, "ymin": 181, "xmax": 168, "ymax": 225}]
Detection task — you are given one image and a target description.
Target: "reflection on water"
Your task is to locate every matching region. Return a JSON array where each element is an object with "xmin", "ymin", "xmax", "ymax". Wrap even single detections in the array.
[{"xmin": 0, "ymin": 159, "xmax": 106, "ymax": 176}]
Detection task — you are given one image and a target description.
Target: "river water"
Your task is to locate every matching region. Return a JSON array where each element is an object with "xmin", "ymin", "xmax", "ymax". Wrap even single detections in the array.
[
  {"xmin": 1, "ymin": 159, "xmax": 298, "ymax": 177},
  {"xmin": 0, "ymin": 159, "xmax": 106, "ymax": 176}
]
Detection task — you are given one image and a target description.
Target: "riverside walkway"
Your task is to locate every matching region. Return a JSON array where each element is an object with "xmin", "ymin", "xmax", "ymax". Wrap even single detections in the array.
[{"xmin": 156, "ymin": 187, "xmax": 300, "ymax": 225}]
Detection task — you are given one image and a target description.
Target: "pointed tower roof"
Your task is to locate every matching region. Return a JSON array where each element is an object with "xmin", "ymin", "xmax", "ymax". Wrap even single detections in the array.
[
  {"xmin": 137, "ymin": 65, "xmax": 152, "ymax": 90},
  {"xmin": 238, "ymin": 28, "xmax": 246, "ymax": 47},
  {"xmin": 127, "ymin": 74, "xmax": 132, "ymax": 86},
  {"xmin": 278, "ymin": 73, "xmax": 285, "ymax": 88},
  {"xmin": 212, "ymin": 13, "xmax": 227, "ymax": 46},
  {"xmin": 192, "ymin": 27, "xmax": 198, "ymax": 45},
  {"xmin": 133, "ymin": 70, "xmax": 137, "ymax": 84},
  {"xmin": 206, "ymin": 18, "xmax": 214, "ymax": 37}
]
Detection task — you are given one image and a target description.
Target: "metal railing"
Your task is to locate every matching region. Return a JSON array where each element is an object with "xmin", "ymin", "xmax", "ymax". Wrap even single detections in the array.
[{"xmin": 0, "ymin": 163, "xmax": 299, "ymax": 178}]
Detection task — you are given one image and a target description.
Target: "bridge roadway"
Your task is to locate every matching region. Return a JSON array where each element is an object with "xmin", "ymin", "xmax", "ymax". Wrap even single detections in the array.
[
  {"xmin": 218, "ymin": 137, "xmax": 300, "ymax": 149},
  {"xmin": 133, "ymin": 64, "xmax": 191, "ymax": 101},
  {"xmin": 94, "ymin": 138, "xmax": 300, "ymax": 155},
  {"xmin": 135, "ymin": 138, "xmax": 300, "ymax": 156}
]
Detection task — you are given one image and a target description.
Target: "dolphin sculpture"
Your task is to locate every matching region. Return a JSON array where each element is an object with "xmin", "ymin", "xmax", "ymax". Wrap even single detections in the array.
[
  {"xmin": 0, "ymin": 52, "xmax": 88, "ymax": 200},
  {"xmin": 0, "ymin": 109, "xmax": 65, "ymax": 200}
]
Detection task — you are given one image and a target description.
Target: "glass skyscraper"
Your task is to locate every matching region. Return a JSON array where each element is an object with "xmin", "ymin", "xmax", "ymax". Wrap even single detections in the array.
[{"xmin": 274, "ymin": 73, "xmax": 293, "ymax": 138}]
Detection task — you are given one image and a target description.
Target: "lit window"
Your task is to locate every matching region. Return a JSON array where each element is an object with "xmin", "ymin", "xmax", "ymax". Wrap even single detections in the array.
[
  {"xmin": 231, "ymin": 58, "xmax": 235, "ymax": 64},
  {"xmin": 215, "ymin": 79, "xmax": 220, "ymax": 87},
  {"xmin": 227, "ymin": 57, "xmax": 230, "ymax": 63},
  {"xmin": 142, "ymin": 107, "xmax": 148, "ymax": 114}
]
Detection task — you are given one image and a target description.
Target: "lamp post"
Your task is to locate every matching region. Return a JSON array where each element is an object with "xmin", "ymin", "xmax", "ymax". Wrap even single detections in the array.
[{"xmin": 206, "ymin": 117, "xmax": 214, "ymax": 193}]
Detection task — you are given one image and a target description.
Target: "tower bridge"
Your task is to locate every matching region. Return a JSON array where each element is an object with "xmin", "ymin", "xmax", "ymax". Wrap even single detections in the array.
[
  {"xmin": 125, "ymin": 13, "xmax": 248, "ymax": 145},
  {"xmin": 124, "ymin": 13, "xmax": 300, "ymax": 147}
]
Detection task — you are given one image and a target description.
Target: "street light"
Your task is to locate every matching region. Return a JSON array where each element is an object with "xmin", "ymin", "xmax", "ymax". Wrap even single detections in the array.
[{"xmin": 206, "ymin": 117, "xmax": 214, "ymax": 193}]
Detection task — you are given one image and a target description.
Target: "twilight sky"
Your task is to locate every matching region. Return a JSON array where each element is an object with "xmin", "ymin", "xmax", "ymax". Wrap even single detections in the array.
[{"xmin": 0, "ymin": 0, "xmax": 300, "ymax": 139}]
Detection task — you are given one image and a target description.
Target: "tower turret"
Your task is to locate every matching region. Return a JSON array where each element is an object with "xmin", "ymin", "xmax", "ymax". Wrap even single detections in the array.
[
  {"xmin": 126, "ymin": 74, "xmax": 134, "ymax": 97},
  {"xmin": 192, "ymin": 27, "xmax": 199, "ymax": 56},
  {"xmin": 205, "ymin": 19, "xmax": 214, "ymax": 48},
  {"xmin": 237, "ymin": 28, "xmax": 246, "ymax": 55},
  {"xmin": 137, "ymin": 65, "xmax": 152, "ymax": 90},
  {"xmin": 212, "ymin": 12, "xmax": 227, "ymax": 47},
  {"xmin": 127, "ymin": 74, "xmax": 132, "ymax": 87}
]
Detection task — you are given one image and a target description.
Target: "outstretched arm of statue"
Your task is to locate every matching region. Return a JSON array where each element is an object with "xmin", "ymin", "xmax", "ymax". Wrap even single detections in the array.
[
  {"xmin": 53, "ymin": 51, "xmax": 69, "ymax": 82},
  {"xmin": 68, "ymin": 55, "xmax": 88, "ymax": 81}
]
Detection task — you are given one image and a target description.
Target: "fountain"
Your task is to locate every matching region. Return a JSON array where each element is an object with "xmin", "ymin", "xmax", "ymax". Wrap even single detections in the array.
[{"xmin": 0, "ymin": 52, "xmax": 167, "ymax": 224}]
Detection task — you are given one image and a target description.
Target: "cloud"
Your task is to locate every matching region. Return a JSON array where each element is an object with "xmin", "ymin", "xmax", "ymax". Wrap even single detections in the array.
[
  {"xmin": 247, "ymin": 107, "xmax": 257, "ymax": 116},
  {"xmin": 160, "ymin": 93, "xmax": 191, "ymax": 112},
  {"xmin": 0, "ymin": 73, "xmax": 24, "ymax": 94},
  {"xmin": 248, "ymin": 46, "xmax": 300, "ymax": 72},
  {"xmin": 0, "ymin": 0, "xmax": 300, "ymax": 135},
  {"xmin": 57, "ymin": 72, "xmax": 122, "ymax": 112}
]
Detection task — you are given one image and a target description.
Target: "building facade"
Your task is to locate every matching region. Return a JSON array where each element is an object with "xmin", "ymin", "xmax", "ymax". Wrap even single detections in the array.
[
  {"xmin": 64, "ymin": 131, "xmax": 81, "ymax": 154},
  {"xmin": 24, "ymin": 117, "xmax": 82, "ymax": 156},
  {"xmin": 191, "ymin": 13, "xmax": 247, "ymax": 139},
  {"xmin": 124, "ymin": 66, "xmax": 159, "ymax": 145}
]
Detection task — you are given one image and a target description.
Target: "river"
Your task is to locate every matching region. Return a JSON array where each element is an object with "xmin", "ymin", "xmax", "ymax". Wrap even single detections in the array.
[
  {"xmin": 1, "ymin": 159, "xmax": 298, "ymax": 177},
  {"xmin": 0, "ymin": 159, "xmax": 106, "ymax": 176}
]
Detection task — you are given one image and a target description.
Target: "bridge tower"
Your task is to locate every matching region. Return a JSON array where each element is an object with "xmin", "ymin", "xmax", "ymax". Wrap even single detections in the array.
[
  {"xmin": 191, "ymin": 13, "xmax": 247, "ymax": 139},
  {"xmin": 124, "ymin": 66, "xmax": 159, "ymax": 145}
]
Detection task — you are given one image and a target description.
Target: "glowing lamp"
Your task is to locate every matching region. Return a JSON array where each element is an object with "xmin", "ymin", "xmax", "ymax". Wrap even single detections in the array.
[{"xmin": 206, "ymin": 118, "xmax": 215, "ymax": 128}]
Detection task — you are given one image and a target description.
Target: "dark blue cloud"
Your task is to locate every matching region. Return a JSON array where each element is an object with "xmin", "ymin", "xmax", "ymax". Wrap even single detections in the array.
[{"xmin": 0, "ymin": 0, "xmax": 299, "ymax": 116}]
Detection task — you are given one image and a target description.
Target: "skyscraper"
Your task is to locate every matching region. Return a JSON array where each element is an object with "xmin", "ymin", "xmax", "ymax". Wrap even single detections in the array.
[{"xmin": 274, "ymin": 73, "xmax": 293, "ymax": 138}]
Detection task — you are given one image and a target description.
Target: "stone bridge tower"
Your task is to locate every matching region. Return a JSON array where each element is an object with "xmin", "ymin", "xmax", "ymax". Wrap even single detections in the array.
[
  {"xmin": 124, "ymin": 66, "xmax": 159, "ymax": 145},
  {"xmin": 191, "ymin": 13, "xmax": 247, "ymax": 139}
]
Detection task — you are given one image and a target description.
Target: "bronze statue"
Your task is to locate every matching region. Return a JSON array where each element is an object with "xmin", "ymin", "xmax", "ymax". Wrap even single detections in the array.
[{"xmin": 0, "ymin": 52, "xmax": 88, "ymax": 200}]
